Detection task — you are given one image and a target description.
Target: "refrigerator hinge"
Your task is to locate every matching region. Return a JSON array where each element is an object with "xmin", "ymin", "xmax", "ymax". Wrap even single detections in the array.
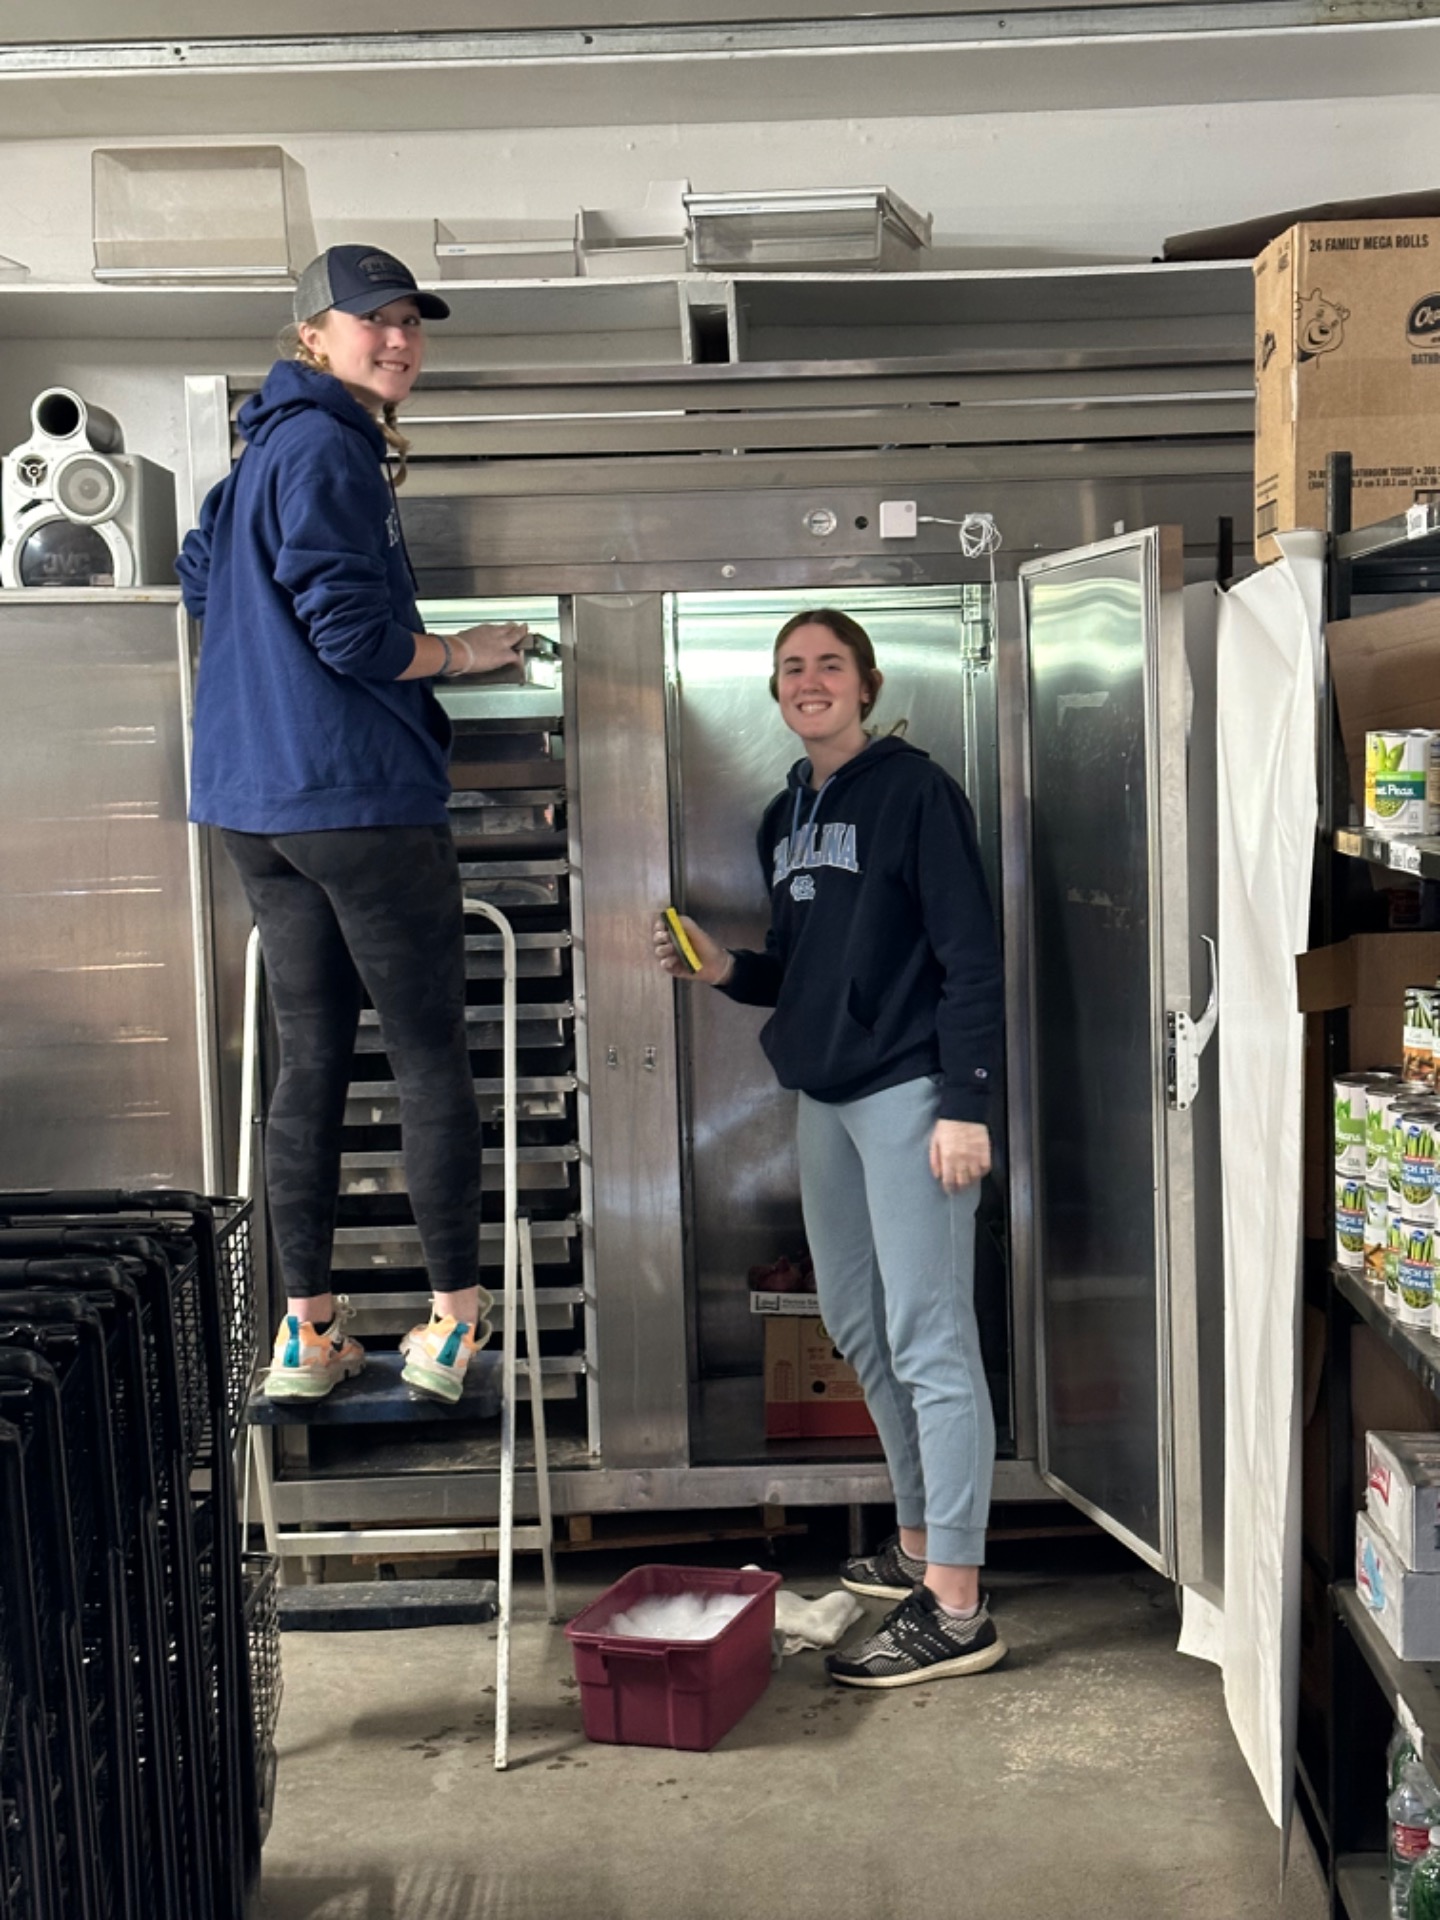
[{"xmin": 1166, "ymin": 936, "xmax": 1219, "ymax": 1113}]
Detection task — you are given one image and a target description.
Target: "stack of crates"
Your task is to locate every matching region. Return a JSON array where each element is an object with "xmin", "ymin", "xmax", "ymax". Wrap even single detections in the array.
[{"xmin": 0, "ymin": 1189, "xmax": 277, "ymax": 1920}]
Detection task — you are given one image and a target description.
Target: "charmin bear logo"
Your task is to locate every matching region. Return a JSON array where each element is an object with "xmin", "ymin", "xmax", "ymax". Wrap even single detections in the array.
[
  {"xmin": 1258, "ymin": 330, "xmax": 1278, "ymax": 373},
  {"xmin": 1359, "ymin": 1534, "xmax": 1386, "ymax": 1611},
  {"xmin": 1408, "ymin": 294, "xmax": 1440, "ymax": 345},
  {"xmin": 1296, "ymin": 290, "xmax": 1351, "ymax": 361}
]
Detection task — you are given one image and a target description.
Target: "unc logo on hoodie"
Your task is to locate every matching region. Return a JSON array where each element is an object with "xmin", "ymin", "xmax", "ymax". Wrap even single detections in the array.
[{"xmin": 773, "ymin": 820, "xmax": 860, "ymax": 892}]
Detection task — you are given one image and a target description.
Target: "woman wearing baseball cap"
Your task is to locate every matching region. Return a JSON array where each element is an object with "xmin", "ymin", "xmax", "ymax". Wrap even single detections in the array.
[{"xmin": 179, "ymin": 246, "xmax": 520, "ymax": 1406}]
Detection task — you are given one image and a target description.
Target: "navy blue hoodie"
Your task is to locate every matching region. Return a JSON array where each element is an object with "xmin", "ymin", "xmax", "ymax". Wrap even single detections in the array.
[
  {"xmin": 177, "ymin": 359, "xmax": 451, "ymax": 832},
  {"xmin": 722, "ymin": 737, "xmax": 1001, "ymax": 1123}
]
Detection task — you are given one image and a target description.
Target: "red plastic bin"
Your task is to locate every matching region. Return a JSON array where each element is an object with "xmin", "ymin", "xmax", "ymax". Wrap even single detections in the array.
[{"xmin": 564, "ymin": 1564, "xmax": 782, "ymax": 1751}]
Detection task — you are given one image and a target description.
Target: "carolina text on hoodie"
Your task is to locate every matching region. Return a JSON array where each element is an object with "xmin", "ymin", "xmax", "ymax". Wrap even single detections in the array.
[{"xmin": 721, "ymin": 737, "xmax": 1002, "ymax": 1124}]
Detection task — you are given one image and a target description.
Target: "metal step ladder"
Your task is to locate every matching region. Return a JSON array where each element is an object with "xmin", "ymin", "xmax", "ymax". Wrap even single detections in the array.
[{"xmin": 239, "ymin": 898, "xmax": 558, "ymax": 1770}]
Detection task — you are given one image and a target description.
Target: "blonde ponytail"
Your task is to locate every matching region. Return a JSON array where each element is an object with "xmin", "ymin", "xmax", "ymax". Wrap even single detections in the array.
[{"xmin": 379, "ymin": 403, "xmax": 412, "ymax": 488}]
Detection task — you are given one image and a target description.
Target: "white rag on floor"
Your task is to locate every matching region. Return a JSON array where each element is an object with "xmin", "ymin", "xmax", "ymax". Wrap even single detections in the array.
[
  {"xmin": 773, "ymin": 1588, "xmax": 864, "ymax": 1654},
  {"xmin": 737, "ymin": 1567, "xmax": 863, "ymax": 1654},
  {"xmin": 1178, "ymin": 531, "xmax": 1323, "ymax": 1843}
]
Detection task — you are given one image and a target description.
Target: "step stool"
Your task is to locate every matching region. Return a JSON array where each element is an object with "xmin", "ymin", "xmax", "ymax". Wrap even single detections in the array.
[{"xmin": 238, "ymin": 901, "xmax": 557, "ymax": 1770}]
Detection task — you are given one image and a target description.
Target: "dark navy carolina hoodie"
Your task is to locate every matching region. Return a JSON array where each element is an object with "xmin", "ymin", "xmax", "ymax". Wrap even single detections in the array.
[
  {"xmin": 177, "ymin": 359, "xmax": 451, "ymax": 832},
  {"xmin": 722, "ymin": 737, "xmax": 1002, "ymax": 1124}
]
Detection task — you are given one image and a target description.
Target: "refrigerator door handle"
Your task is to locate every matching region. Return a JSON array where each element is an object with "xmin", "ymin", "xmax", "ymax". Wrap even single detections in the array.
[{"xmin": 1166, "ymin": 935, "xmax": 1218, "ymax": 1113}]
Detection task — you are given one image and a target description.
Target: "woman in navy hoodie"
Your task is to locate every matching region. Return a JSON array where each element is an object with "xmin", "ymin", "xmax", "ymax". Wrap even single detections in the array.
[
  {"xmin": 656, "ymin": 608, "xmax": 1007, "ymax": 1689},
  {"xmin": 179, "ymin": 246, "xmax": 523, "ymax": 1406}
]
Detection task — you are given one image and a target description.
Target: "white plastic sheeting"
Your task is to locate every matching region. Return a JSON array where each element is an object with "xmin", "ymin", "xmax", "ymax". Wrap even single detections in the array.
[{"xmin": 1178, "ymin": 532, "xmax": 1325, "ymax": 1830}]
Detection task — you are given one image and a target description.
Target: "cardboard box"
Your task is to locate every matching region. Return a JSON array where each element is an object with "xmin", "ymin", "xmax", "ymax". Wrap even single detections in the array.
[
  {"xmin": 763, "ymin": 1315, "xmax": 876, "ymax": 1440},
  {"xmin": 1357, "ymin": 1507, "xmax": 1440, "ymax": 1659},
  {"xmin": 1302, "ymin": 1303, "xmax": 1329, "ymax": 1551},
  {"xmin": 1329, "ymin": 602, "xmax": 1440, "ymax": 812},
  {"xmin": 1367, "ymin": 1430, "xmax": 1440, "ymax": 1571},
  {"xmin": 749, "ymin": 1291, "xmax": 823, "ymax": 1317},
  {"xmin": 1297, "ymin": 932, "xmax": 1440, "ymax": 1076},
  {"xmin": 1351, "ymin": 1323, "xmax": 1440, "ymax": 1511},
  {"xmin": 1254, "ymin": 218, "xmax": 1440, "ymax": 561},
  {"xmin": 1303, "ymin": 1014, "xmax": 1328, "ymax": 1241}
]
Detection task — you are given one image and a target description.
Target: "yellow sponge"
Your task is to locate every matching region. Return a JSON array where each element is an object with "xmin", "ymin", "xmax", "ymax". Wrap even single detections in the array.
[{"xmin": 663, "ymin": 907, "xmax": 703, "ymax": 974}]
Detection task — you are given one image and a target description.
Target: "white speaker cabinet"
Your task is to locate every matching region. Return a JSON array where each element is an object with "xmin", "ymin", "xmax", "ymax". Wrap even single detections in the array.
[{"xmin": 0, "ymin": 387, "xmax": 178, "ymax": 589}]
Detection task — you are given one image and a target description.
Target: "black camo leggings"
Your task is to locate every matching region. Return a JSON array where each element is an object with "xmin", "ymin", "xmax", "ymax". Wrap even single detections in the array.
[{"xmin": 222, "ymin": 825, "xmax": 481, "ymax": 1301}]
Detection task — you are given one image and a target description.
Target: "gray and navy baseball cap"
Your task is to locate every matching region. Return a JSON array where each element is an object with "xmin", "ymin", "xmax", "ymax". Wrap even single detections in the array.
[{"xmin": 293, "ymin": 245, "xmax": 450, "ymax": 324}]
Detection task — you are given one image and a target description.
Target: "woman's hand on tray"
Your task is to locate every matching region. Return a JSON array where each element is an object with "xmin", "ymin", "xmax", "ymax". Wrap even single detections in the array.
[{"xmin": 445, "ymin": 621, "xmax": 533, "ymax": 679}]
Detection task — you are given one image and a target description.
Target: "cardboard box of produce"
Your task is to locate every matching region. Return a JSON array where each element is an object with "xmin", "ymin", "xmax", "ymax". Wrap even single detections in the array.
[
  {"xmin": 1367, "ymin": 1430, "xmax": 1440, "ymax": 1572},
  {"xmin": 1357, "ymin": 1507, "xmax": 1440, "ymax": 1659},
  {"xmin": 763, "ymin": 1315, "xmax": 876, "ymax": 1440},
  {"xmin": 1254, "ymin": 218, "xmax": 1440, "ymax": 562}
]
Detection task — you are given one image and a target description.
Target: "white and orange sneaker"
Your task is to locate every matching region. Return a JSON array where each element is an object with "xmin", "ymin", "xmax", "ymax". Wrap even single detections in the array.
[
  {"xmin": 263, "ymin": 1297, "xmax": 366, "ymax": 1401},
  {"xmin": 399, "ymin": 1310, "xmax": 491, "ymax": 1405}
]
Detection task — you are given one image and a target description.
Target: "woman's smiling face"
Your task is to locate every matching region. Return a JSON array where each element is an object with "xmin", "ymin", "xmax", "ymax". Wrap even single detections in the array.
[
  {"xmin": 773, "ymin": 622, "xmax": 874, "ymax": 750},
  {"xmin": 300, "ymin": 297, "xmax": 425, "ymax": 412}
]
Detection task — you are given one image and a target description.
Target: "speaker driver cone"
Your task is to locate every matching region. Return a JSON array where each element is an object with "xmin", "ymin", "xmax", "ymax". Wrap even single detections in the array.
[{"xmin": 52, "ymin": 452, "xmax": 125, "ymax": 525}]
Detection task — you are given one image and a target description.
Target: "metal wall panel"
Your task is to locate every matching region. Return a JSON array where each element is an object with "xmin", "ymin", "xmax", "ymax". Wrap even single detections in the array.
[
  {"xmin": 571, "ymin": 594, "xmax": 689, "ymax": 1467},
  {"xmin": 0, "ymin": 590, "xmax": 217, "ymax": 1188},
  {"xmin": 401, "ymin": 471, "xmax": 1253, "ymax": 598}
]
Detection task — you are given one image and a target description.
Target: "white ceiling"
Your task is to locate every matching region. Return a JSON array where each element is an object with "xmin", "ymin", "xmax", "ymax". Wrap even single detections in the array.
[
  {"xmin": 0, "ymin": 20, "xmax": 1438, "ymax": 137},
  {"xmin": 0, "ymin": 0, "xmax": 1271, "ymax": 39}
]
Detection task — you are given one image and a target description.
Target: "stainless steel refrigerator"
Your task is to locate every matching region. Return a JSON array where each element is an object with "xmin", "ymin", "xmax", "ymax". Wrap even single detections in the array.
[{"xmin": 0, "ymin": 589, "xmax": 244, "ymax": 1195}]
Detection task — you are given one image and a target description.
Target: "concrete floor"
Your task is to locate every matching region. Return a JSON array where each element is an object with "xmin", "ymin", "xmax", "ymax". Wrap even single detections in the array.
[{"xmin": 258, "ymin": 1538, "xmax": 1328, "ymax": 1920}]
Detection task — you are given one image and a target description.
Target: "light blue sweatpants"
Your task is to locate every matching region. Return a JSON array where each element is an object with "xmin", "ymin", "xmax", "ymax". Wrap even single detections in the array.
[{"xmin": 797, "ymin": 1075, "xmax": 995, "ymax": 1567}]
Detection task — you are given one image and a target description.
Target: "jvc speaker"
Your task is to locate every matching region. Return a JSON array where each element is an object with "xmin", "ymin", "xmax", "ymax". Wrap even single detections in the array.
[{"xmin": 0, "ymin": 388, "xmax": 178, "ymax": 589}]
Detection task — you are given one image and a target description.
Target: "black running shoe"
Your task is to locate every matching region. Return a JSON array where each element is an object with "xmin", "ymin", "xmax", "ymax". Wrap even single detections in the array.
[
  {"xmin": 840, "ymin": 1532, "xmax": 926, "ymax": 1601},
  {"xmin": 826, "ymin": 1586, "xmax": 1007, "ymax": 1689}
]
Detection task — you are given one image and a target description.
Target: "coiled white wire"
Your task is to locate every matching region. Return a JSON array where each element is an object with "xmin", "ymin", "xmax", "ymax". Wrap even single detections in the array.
[{"xmin": 919, "ymin": 510, "xmax": 1002, "ymax": 557}]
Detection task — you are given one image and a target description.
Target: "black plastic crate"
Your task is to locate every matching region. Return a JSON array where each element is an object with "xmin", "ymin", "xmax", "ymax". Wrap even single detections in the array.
[
  {"xmin": 0, "ymin": 1196, "xmax": 262, "ymax": 1920},
  {"xmin": 190, "ymin": 1486, "xmax": 256, "ymax": 1915},
  {"xmin": 0, "ymin": 1254, "xmax": 190, "ymax": 1919},
  {"xmin": 0, "ymin": 1295, "xmax": 144, "ymax": 1920},
  {"xmin": 0, "ymin": 1192, "xmax": 256, "ymax": 1450},
  {"xmin": 7, "ymin": 1236, "xmax": 222, "ymax": 1916},
  {"xmin": 0, "ymin": 1416, "xmax": 58, "ymax": 1920},
  {"xmin": 243, "ymin": 1553, "xmax": 282, "ymax": 1843},
  {"xmin": 0, "ymin": 1352, "xmax": 102, "ymax": 1920},
  {"xmin": 216, "ymin": 1200, "xmax": 259, "ymax": 1440}
]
